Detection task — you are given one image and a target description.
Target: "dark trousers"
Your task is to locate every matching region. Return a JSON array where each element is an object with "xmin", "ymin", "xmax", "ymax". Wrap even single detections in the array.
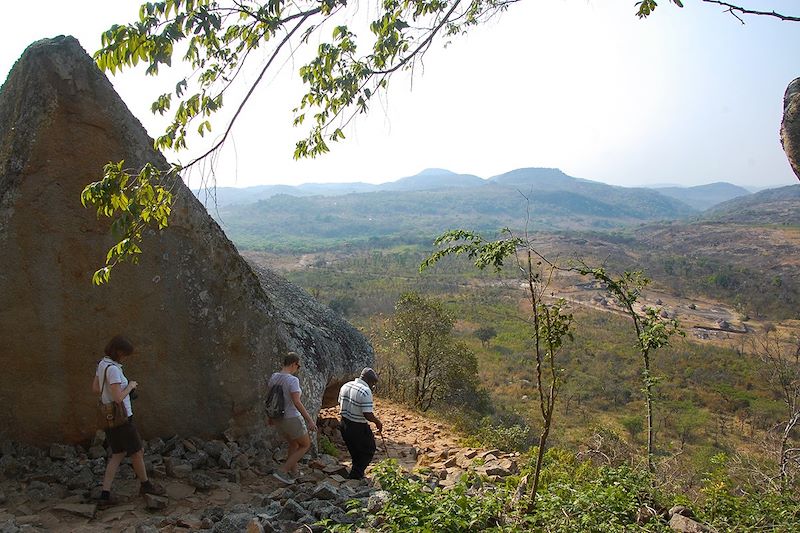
[{"xmin": 340, "ymin": 417, "xmax": 376, "ymax": 479}]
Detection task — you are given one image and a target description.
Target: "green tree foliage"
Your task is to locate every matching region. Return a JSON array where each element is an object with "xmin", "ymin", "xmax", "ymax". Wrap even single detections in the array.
[
  {"xmin": 474, "ymin": 326, "xmax": 497, "ymax": 348},
  {"xmin": 621, "ymin": 415, "xmax": 644, "ymax": 442},
  {"xmin": 80, "ymin": 161, "xmax": 172, "ymax": 284},
  {"xmin": 576, "ymin": 266, "xmax": 684, "ymax": 473},
  {"xmin": 422, "ymin": 227, "xmax": 574, "ymax": 509},
  {"xmin": 333, "ymin": 450, "xmax": 800, "ymax": 531},
  {"xmin": 385, "ymin": 292, "xmax": 481, "ymax": 411}
]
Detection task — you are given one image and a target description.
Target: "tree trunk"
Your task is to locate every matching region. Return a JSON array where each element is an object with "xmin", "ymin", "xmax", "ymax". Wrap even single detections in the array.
[
  {"xmin": 781, "ymin": 77, "xmax": 800, "ymax": 181},
  {"xmin": 644, "ymin": 356, "xmax": 655, "ymax": 474},
  {"xmin": 529, "ymin": 422, "xmax": 550, "ymax": 511}
]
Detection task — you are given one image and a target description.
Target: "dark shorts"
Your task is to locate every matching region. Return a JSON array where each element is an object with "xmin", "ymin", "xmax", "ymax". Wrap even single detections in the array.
[{"xmin": 105, "ymin": 417, "xmax": 143, "ymax": 456}]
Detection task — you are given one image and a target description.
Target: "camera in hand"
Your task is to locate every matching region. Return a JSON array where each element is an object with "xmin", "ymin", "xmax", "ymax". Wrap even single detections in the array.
[{"xmin": 130, "ymin": 389, "xmax": 138, "ymax": 401}]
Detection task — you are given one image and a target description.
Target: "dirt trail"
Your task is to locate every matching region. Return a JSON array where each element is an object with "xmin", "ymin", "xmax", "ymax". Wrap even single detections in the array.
[{"xmin": 320, "ymin": 399, "xmax": 464, "ymax": 473}]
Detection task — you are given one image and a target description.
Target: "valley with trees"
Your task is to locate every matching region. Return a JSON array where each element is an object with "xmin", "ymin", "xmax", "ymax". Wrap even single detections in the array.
[{"xmin": 235, "ymin": 170, "xmax": 800, "ymax": 530}]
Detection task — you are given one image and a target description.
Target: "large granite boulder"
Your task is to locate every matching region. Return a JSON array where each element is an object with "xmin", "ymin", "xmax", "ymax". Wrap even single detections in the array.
[
  {"xmin": 781, "ymin": 77, "xmax": 800, "ymax": 181},
  {"xmin": 0, "ymin": 36, "xmax": 372, "ymax": 445}
]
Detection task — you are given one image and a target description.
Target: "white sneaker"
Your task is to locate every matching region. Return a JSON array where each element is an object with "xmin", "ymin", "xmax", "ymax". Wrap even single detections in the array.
[{"xmin": 272, "ymin": 470, "xmax": 295, "ymax": 485}]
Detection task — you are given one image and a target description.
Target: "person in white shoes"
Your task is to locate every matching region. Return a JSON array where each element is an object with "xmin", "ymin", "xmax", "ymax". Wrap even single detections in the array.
[{"xmin": 268, "ymin": 352, "xmax": 317, "ymax": 484}]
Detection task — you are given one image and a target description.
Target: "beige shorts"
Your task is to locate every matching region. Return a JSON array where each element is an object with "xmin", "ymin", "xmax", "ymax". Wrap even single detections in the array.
[{"xmin": 275, "ymin": 416, "xmax": 308, "ymax": 440}]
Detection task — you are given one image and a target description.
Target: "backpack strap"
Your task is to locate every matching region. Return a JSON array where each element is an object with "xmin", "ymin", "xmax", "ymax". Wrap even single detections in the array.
[{"xmin": 100, "ymin": 361, "xmax": 119, "ymax": 402}]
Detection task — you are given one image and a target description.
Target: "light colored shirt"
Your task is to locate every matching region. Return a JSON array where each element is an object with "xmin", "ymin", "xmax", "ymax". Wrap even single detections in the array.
[
  {"xmin": 268, "ymin": 372, "xmax": 302, "ymax": 419},
  {"xmin": 338, "ymin": 378, "xmax": 373, "ymax": 423},
  {"xmin": 96, "ymin": 357, "xmax": 132, "ymax": 417}
]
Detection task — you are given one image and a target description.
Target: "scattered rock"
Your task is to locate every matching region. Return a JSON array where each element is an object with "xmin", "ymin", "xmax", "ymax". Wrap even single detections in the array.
[
  {"xmin": 669, "ymin": 513, "xmax": 711, "ymax": 532},
  {"xmin": 48, "ymin": 444, "xmax": 73, "ymax": 460},
  {"xmin": 66, "ymin": 467, "xmax": 95, "ymax": 490},
  {"xmin": 0, "ymin": 519, "xmax": 21, "ymax": 533},
  {"xmin": 88, "ymin": 445, "xmax": 106, "ymax": 460},
  {"xmin": 312, "ymin": 482, "xmax": 339, "ymax": 501},
  {"xmin": 246, "ymin": 517, "xmax": 265, "ymax": 533},
  {"xmin": 176, "ymin": 516, "xmax": 204, "ymax": 529},
  {"xmin": 143, "ymin": 494, "xmax": 169, "ymax": 510},
  {"xmin": 669, "ymin": 505, "xmax": 694, "ymax": 518},
  {"xmin": 482, "ymin": 464, "xmax": 512, "ymax": 477},
  {"xmin": 190, "ymin": 471, "xmax": 215, "ymax": 491},
  {"xmin": 202, "ymin": 506, "xmax": 226, "ymax": 523},
  {"xmin": 51, "ymin": 502, "xmax": 96, "ymax": 519},
  {"xmin": 367, "ymin": 490, "xmax": 390, "ymax": 513},
  {"xmin": 164, "ymin": 481, "xmax": 196, "ymax": 500},
  {"xmin": 322, "ymin": 464, "xmax": 348, "ymax": 477},
  {"xmin": 213, "ymin": 512, "xmax": 256, "ymax": 533},
  {"xmin": 171, "ymin": 463, "xmax": 193, "ymax": 479},
  {"xmin": 278, "ymin": 499, "xmax": 307, "ymax": 521},
  {"xmin": 204, "ymin": 441, "xmax": 227, "ymax": 460},
  {"xmin": 219, "ymin": 447, "xmax": 235, "ymax": 470}
]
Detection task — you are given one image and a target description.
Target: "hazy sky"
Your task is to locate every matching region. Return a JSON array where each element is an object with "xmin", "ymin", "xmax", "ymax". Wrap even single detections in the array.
[{"xmin": 3, "ymin": 1, "xmax": 799, "ymax": 189}]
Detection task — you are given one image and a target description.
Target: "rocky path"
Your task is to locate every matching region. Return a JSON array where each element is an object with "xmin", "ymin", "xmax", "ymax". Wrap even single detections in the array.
[{"xmin": 0, "ymin": 399, "xmax": 522, "ymax": 532}]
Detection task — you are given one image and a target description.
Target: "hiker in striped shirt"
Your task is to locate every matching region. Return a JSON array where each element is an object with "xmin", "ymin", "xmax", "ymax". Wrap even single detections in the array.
[{"xmin": 338, "ymin": 368, "xmax": 383, "ymax": 479}]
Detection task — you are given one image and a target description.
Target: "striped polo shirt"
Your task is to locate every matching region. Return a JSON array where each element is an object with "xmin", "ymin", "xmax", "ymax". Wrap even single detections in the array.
[{"xmin": 338, "ymin": 378, "xmax": 374, "ymax": 423}]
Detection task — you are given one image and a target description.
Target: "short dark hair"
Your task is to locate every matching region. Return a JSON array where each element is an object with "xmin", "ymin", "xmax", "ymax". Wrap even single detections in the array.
[
  {"xmin": 283, "ymin": 352, "xmax": 300, "ymax": 366},
  {"xmin": 104, "ymin": 335, "xmax": 134, "ymax": 361}
]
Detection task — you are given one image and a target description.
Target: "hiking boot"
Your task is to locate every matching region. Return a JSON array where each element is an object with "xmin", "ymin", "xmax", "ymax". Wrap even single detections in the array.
[
  {"xmin": 95, "ymin": 491, "xmax": 117, "ymax": 509},
  {"xmin": 272, "ymin": 470, "xmax": 295, "ymax": 485},
  {"xmin": 139, "ymin": 480, "xmax": 166, "ymax": 496}
]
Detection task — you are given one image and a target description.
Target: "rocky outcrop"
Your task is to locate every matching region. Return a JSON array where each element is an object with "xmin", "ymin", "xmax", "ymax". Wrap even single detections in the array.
[
  {"xmin": 0, "ymin": 36, "xmax": 372, "ymax": 444},
  {"xmin": 781, "ymin": 77, "xmax": 800, "ymax": 181}
]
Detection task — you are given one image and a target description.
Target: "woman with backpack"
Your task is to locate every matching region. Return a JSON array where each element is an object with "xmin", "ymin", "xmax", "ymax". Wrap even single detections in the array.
[{"xmin": 267, "ymin": 352, "xmax": 317, "ymax": 484}]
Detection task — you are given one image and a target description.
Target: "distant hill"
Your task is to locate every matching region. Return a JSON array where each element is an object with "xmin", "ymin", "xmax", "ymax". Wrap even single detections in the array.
[
  {"xmin": 213, "ymin": 167, "xmax": 698, "ymax": 251},
  {"xmin": 379, "ymin": 168, "xmax": 485, "ymax": 191},
  {"xmin": 701, "ymin": 184, "xmax": 800, "ymax": 225},
  {"xmin": 194, "ymin": 182, "xmax": 376, "ymax": 207},
  {"xmin": 195, "ymin": 169, "xmax": 485, "ymax": 208},
  {"xmin": 488, "ymin": 167, "xmax": 583, "ymax": 189},
  {"xmin": 652, "ymin": 182, "xmax": 751, "ymax": 211}
]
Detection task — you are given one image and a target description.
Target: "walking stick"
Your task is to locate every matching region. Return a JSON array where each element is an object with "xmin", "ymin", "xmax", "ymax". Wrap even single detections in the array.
[{"xmin": 378, "ymin": 428, "xmax": 390, "ymax": 458}]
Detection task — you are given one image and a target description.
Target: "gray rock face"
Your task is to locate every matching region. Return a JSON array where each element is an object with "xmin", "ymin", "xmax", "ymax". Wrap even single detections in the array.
[
  {"xmin": 781, "ymin": 77, "xmax": 800, "ymax": 181},
  {"xmin": 0, "ymin": 36, "xmax": 372, "ymax": 444}
]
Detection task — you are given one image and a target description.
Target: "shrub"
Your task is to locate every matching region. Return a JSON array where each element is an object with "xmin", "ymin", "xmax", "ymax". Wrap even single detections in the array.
[
  {"xmin": 318, "ymin": 435, "xmax": 339, "ymax": 458},
  {"xmin": 369, "ymin": 460, "xmax": 508, "ymax": 532}
]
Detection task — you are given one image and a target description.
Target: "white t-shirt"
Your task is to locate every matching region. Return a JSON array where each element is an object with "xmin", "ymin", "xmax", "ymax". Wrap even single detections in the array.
[
  {"xmin": 96, "ymin": 357, "xmax": 132, "ymax": 417},
  {"xmin": 268, "ymin": 372, "xmax": 302, "ymax": 419}
]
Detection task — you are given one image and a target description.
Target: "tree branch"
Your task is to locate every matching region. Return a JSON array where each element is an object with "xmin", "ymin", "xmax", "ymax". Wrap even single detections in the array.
[{"xmin": 701, "ymin": 0, "xmax": 800, "ymax": 23}]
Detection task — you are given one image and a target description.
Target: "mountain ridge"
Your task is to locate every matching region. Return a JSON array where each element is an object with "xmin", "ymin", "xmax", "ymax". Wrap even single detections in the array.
[
  {"xmin": 195, "ymin": 167, "xmax": 753, "ymax": 212},
  {"xmin": 654, "ymin": 182, "xmax": 751, "ymax": 210}
]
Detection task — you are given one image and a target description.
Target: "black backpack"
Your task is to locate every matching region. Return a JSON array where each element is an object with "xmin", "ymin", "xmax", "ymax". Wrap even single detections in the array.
[{"xmin": 265, "ymin": 377, "xmax": 285, "ymax": 419}]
